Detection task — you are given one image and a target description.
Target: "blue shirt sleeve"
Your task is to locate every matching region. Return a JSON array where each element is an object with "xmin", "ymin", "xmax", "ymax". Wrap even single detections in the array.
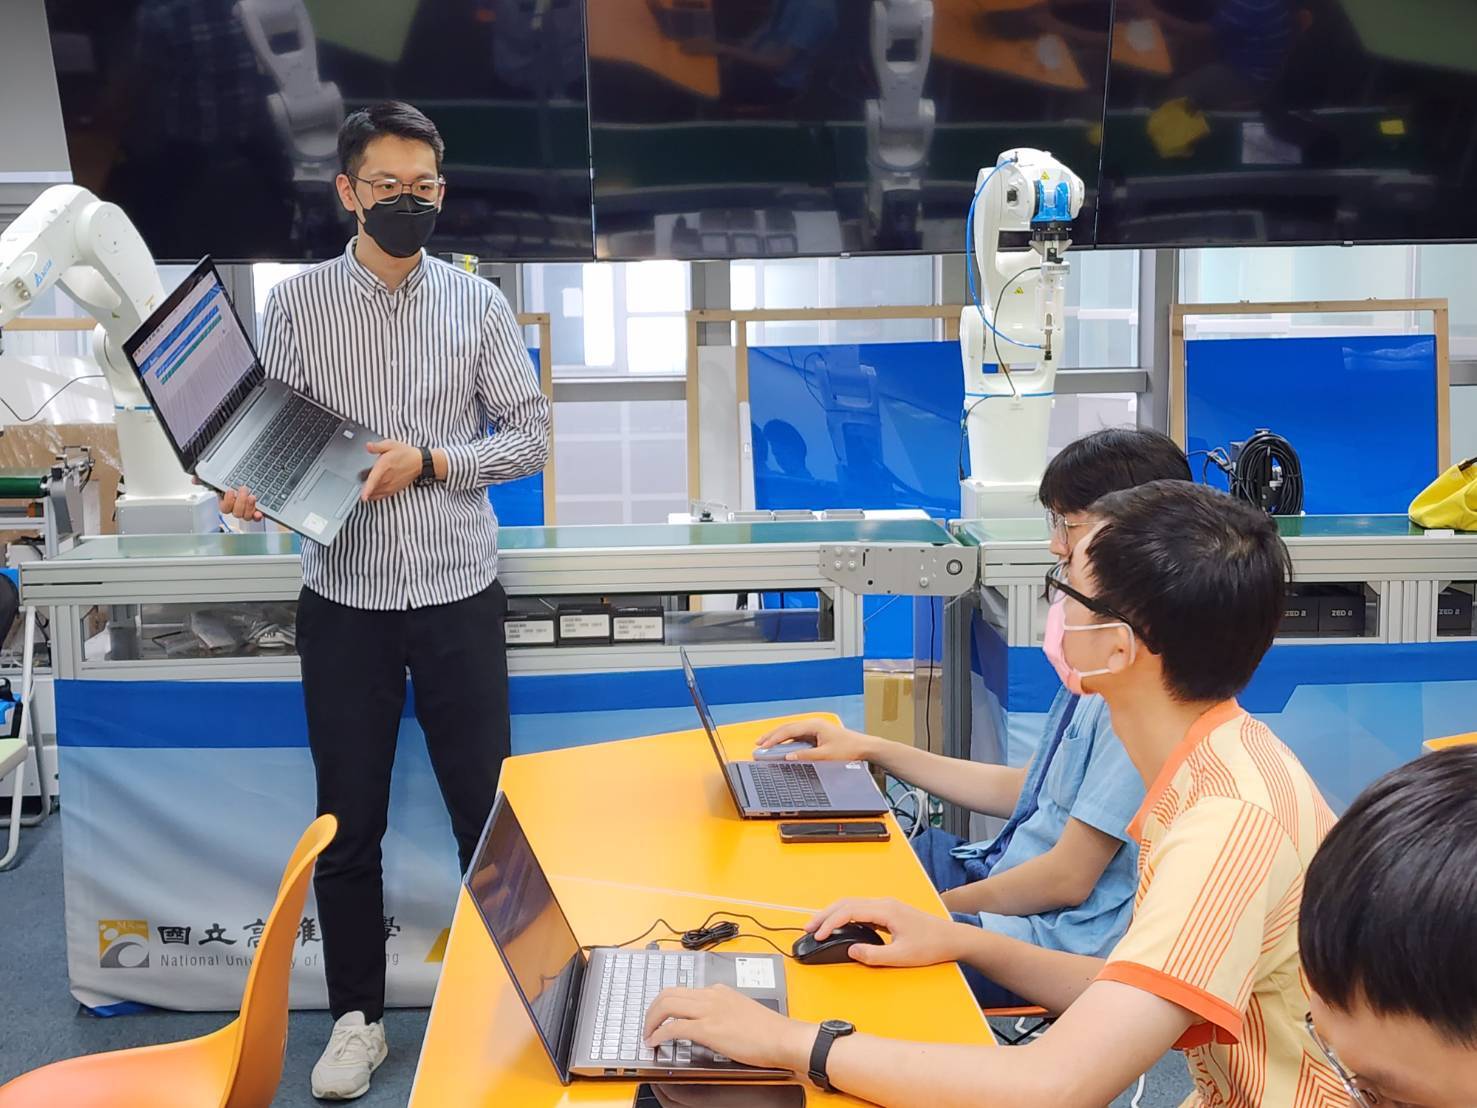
[{"xmin": 1064, "ymin": 697, "xmax": 1144, "ymax": 844}]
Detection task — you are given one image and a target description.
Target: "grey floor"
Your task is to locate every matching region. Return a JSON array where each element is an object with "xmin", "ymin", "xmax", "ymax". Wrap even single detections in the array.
[{"xmin": 1, "ymin": 817, "xmax": 1191, "ymax": 1107}]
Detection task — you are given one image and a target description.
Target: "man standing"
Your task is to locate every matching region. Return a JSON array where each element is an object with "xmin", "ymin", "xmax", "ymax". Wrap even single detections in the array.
[{"xmin": 222, "ymin": 101, "xmax": 550, "ymax": 1100}]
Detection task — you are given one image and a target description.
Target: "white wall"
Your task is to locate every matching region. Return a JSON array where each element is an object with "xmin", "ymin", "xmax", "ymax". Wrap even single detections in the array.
[{"xmin": 1454, "ymin": 387, "xmax": 1477, "ymax": 464}]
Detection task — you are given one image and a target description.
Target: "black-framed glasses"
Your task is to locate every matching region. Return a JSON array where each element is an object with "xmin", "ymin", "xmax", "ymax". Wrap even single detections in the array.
[
  {"xmin": 348, "ymin": 173, "xmax": 445, "ymax": 205},
  {"xmin": 1304, "ymin": 1014, "xmax": 1382, "ymax": 1106},
  {"xmin": 1043, "ymin": 565, "xmax": 1134, "ymax": 628}
]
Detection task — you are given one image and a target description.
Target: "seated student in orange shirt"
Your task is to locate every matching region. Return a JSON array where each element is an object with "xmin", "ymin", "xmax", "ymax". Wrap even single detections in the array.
[
  {"xmin": 1301, "ymin": 746, "xmax": 1477, "ymax": 1108},
  {"xmin": 642, "ymin": 482, "xmax": 1341, "ymax": 1107}
]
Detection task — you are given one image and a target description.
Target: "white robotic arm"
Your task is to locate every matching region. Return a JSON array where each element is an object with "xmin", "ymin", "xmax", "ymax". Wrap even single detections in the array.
[
  {"xmin": 235, "ymin": 0, "xmax": 343, "ymax": 187},
  {"xmin": 866, "ymin": 0, "xmax": 935, "ymax": 250},
  {"xmin": 958, "ymin": 148, "xmax": 1085, "ymax": 518},
  {"xmin": 0, "ymin": 185, "xmax": 213, "ymax": 524}
]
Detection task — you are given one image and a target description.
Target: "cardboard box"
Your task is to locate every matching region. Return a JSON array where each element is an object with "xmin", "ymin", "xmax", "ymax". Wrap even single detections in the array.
[
  {"xmin": 1280, "ymin": 595, "xmax": 1318, "ymax": 636},
  {"xmin": 866, "ymin": 661, "xmax": 946, "ymax": 756},
  {"xmin": 1438, "ymin": 588, "xmax": 1474, "ymax": 635},
  {"xmin": 865, "ymin": 664, "xmax": 917, "ymax": 748}
]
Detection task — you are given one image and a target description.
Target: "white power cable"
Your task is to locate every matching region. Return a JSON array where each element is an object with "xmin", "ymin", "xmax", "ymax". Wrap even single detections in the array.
[{"xmin": 908, "ymin": 785, "xmax": 929, "ymax": 840}]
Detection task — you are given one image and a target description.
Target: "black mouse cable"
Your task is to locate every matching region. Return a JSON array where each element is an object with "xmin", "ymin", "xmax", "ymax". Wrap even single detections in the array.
[{"xmin": 586, "ymin": 910, "xmax": 808, "ymax": 961}]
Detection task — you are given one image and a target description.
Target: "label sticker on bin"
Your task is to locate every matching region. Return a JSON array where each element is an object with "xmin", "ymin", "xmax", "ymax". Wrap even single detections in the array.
[{"xmin": 560, "ymin": 613, "xmax": 611, "ymax": 638}]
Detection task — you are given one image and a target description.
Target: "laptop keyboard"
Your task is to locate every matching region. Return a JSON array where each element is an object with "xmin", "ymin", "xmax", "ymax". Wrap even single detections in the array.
[
  {"xmin": 592, "ymin": 950, "xmax": 705, "ymax": 1065},
  {"xmin": 224, "ymin": 397, "xmax": 339, "ymax": 513},
  {"xmin": 750, "ymin": 761, "xmax": 829, "ymax": 809}
]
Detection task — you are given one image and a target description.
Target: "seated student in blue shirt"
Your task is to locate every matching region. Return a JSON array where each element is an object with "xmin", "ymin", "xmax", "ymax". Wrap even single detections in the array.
[{"xmin": 756, "ymin": 428, "xmax": 1193, "ymax": 1007}]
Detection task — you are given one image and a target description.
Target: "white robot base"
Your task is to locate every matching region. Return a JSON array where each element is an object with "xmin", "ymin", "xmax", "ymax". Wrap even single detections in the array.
[{"xmin": 117, "ymin": 490, "xmax": 221, "ymax": 536}]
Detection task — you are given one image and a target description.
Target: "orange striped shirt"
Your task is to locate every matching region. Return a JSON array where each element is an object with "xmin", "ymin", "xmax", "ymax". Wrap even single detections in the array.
[{"xmin": 1098, "ymin": 701, "xmax": 1342, "ymax": 1107}]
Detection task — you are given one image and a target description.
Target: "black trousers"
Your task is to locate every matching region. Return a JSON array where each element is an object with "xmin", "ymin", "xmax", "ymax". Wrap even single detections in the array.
[{"xmin": 296, "ymin": 580, "xmax": 510, "ymax": 1021}]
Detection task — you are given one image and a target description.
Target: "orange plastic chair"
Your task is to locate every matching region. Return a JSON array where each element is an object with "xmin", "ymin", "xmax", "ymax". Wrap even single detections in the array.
[
  {"xmin": 1424, "ymin": 733, "xmax": 1477, "ymax": 755},
  {"xmin": 983, "ymin": 1004, "xmax": 1054, "ymax": 1045},
  {"xmin": 0, "ymin": 814, "xmax": 337, "ymax": 1108}
]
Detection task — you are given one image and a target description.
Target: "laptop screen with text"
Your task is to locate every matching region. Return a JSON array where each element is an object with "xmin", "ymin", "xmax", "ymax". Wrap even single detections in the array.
[{"xmin": 126, "ymin": 260, "xmax": 262, "ymax": 471}]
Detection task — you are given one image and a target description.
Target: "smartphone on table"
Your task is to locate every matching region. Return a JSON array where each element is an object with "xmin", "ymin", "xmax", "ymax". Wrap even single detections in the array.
[{"xmin": 777, "ymin": 821, "xmax": 889, "ymax": 843}]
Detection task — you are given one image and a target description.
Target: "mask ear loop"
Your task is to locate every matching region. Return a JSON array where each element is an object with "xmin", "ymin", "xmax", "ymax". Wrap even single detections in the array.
[
  {"xmin": 1059, "ymin": 518, "xmax": 1138, "ymax": 675},
  {"xmin": 1061, "ymin": 620, "xmax": 1138, "ymax": 677}
]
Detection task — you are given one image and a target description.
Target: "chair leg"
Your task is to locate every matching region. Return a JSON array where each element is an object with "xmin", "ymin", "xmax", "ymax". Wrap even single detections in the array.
[
  {"xmin": 991, "ymin": 1016, "xmax": 1051, "ymax": 1046},
  {"xmin": 0, "ymin": 756, "xmax": 24, "ymax": 870}
]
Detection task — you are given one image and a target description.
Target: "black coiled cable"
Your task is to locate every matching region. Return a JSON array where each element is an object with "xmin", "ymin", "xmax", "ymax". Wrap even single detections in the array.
[{"xmin": 1231, "ymin": 429, "xmax": 1304, "ymax": 515}]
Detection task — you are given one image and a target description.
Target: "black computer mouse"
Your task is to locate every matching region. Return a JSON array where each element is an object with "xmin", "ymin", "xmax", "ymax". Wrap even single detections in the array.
[{"xmin": 792, "ymin": 923, "xmax": 886, "ymax": 965}]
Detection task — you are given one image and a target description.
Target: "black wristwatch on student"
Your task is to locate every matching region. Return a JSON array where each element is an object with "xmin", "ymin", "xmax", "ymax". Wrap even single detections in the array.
[
  {"xmin": 414, "ymin": 446, "xmax": 436, "ymax": 487},
  {"xmin": 808, "ymin": 1019, "xmax": 855, "ymax": 1091}
]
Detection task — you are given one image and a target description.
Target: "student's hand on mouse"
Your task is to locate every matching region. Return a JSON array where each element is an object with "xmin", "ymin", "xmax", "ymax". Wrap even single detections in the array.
[
  {"xmin": 643, "ymin": 984, "xmax": 815, "ymax": 1074},
  {"xmin": 806, "ymin": 897, "xmax": 961, "ymax": 968},
  {"xmin": 361, "ymin": 439, "xmax": 422, "ymax": 502},
  {"xmin": 755, "ymin": 719, "xmax": 875, "ymax": 763},
  {"xmin": 219, "ymin": 486, "xmax": 263, "ymax": 522}
]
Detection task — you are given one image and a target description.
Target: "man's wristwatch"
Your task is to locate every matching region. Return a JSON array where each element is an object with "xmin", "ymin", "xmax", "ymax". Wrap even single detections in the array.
[
  {"xmin": 414, "ymin": 446, "xmax": 436, "ymax": 487},
  {"xmin": 808, "ymin": 1019, "xmax": 855, "ymax": 1091}
]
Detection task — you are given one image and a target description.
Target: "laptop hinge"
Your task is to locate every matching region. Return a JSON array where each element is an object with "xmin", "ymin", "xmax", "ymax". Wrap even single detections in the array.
[
  {"xmin": 729, "ymin": 764, "xmax": 754, "ymax": 809},
  {"xmin": 199, "ymin": 383, "xmax": 265, "ymax": 467},
  {"xmin": 557, "ymin": 950, "xmax": 589, "ymax": 1082}
]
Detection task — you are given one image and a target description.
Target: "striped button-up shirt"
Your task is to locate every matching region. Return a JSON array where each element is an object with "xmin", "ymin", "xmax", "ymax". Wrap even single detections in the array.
[{"xmin": 259, "ymin": 239, "xmax": 550, "ymax": 610}]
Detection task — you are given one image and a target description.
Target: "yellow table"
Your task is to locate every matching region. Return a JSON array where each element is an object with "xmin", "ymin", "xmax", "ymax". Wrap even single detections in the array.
[
  {"xmin": 409, "ymin": 716, "xmax": 993, "ymax": 1106},
  {"xmin": 587, "ymin": 0, "xmax": 721, "ymax": 99},
  {"xmin": 932, "ymin": 3, "xmax": 1089, "ymax": 92}
]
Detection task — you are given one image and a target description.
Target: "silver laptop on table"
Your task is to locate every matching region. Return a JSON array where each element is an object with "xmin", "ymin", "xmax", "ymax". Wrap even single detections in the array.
[
  {"xmin": 467, "ymin": 793, "xmax": 791, "ymax": 1082},
  {"xmin": 679, "ymin": 648, "xmax": 888, "ymax": 819},
  {"xmin": 124, "ymin": 257, "xmax": 377, "ymax": 546}
]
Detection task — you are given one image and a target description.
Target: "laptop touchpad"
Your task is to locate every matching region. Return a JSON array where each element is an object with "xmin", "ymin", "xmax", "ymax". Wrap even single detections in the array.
[{"xmin": 306, "ymin": 470, "xmax": 355, "ymax": 511}]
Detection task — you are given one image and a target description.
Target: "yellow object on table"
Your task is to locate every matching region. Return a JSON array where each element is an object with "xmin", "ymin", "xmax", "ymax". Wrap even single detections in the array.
[
  {"xmin": 409, "ymin": 716, "xmax": 993, "ymax": 1106},
  {"xmin": 1409, "ymin": 458, "xmax": 1477, "ymax": 532}
]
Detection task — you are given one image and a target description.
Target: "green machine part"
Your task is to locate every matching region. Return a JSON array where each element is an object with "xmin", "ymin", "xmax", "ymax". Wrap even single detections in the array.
[{"xmin": 0, "ymin": 469, "xmax": 49, "ymax": 500}]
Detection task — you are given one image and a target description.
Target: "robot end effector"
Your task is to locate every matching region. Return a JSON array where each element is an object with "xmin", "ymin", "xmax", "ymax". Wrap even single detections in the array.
[
  {"xmin": 958, "ymin": 149, "xmax": 1084, "ymax": 519},
  {"xmin": 960, "ymin": 148, "xmax": 1085, "ymax": 386}
]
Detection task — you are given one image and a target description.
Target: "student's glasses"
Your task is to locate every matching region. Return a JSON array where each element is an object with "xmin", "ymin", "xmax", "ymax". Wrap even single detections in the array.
[
  {"xmin": 1304, "ymin": 1014, "xmax": 1383, "ymax": 1106},
  {"xmin": 1045, "ymin": 509, "xmax": 1091, "ymax": 547},
  {"xmin": 1043, "ymin": 564, "xmax": 1135, "ymax": 630}
]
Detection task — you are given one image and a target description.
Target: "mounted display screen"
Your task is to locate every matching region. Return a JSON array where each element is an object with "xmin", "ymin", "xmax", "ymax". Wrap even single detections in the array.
[
  {"xmin": 1097, "ymin": 0, "xmax": 1477, "ymax": 246},
  {"xmin": 45, "ymin": 0, "xmax": 594, "ymax": 261},
  {"xmin": 587, "ymin": 0, "xmax": 1109, "ymax": 258}
]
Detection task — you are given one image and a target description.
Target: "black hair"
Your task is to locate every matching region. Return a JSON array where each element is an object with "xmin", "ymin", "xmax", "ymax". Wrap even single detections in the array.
[
  {"xmin": 337, "ymin": 101, "xmax": 445, "ymax": 177},
  {"xmin": 1084, "ymin": 481, "xmax": 1290, "ymax": 702},
  {"xmin": 1037, "ymin": 428, "xmax": 1192, "ymax": 515},
  {"xmin": 1302, "ymin": 747, "xmax": 1477, "ymax": 1045}
]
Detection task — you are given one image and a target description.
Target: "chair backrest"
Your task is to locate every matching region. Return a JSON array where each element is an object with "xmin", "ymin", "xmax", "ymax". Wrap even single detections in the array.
[
  {"xmin": 1424, "ymin": 733, "xmax": 1477, "ymax": 754},
  {"xmin": 220, "ymin": 814, "xmax": 337, "ymax": 1108}
]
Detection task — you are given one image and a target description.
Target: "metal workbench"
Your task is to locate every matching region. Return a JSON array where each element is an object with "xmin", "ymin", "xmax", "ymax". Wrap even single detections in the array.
[{"xmin": 22, "ymin": 517, "xmax": 963, "ymax": 683}]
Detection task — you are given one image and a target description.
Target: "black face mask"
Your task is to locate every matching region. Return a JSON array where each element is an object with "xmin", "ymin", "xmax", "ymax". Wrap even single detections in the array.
[{"xmin": 358, "ymin": 192, "xmax": 439, "ymax": 258}]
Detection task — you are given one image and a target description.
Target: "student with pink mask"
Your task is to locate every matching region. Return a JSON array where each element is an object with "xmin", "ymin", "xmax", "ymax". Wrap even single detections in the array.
[{"xmin": 755, "ymin": 429, "xmax": 1191, "ymax": 1007}]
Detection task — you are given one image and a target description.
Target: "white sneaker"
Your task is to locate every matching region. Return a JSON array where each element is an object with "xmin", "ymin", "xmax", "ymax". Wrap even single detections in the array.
[{"xmin": 311, "ymin": 1011, "xmax": 388, "ymax": 1100}]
